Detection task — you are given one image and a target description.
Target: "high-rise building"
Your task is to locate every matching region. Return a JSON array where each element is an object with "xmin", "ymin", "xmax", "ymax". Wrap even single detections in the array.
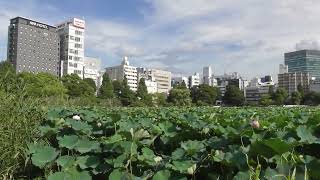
[
  {"xmin": 172, "ymin": 76, "xmax": 189, "ymax": 88},
  {"xmin": 56, "ymin": 18, "xmax": 85, "ymax": 78},
  {"xmin": 203, "ymin": 66, "xmax": 212, "ymax": 85},
  {"xmin": 105, "ymin": 57, "xmax": 138, "ymax": 91},
  {"xmin": 278, "ymin": 72, "xmax": 310, "ymax": 95},
  {"xmin": 83, "ymin": 56, "xmax": 102, "ymax": 88},
  {"xmin": 7, "ymin": 17, "xmax": 60, "ymax": 75},
  {"xmin": 188, "ymin": 73, "xmax": 200, "ymax": 88},
  {"xmin": 279, "ymin": 64, "xmax": 288, "ymax": 74},
  {"xmin": 285, "ymin": 50, "xmax": 320, "ymax": 80}
]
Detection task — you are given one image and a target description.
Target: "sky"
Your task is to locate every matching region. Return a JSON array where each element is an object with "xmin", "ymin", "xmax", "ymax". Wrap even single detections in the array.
[{"xmin": 1, "ymin": 0, "xmax": 320, "ymax": 80}]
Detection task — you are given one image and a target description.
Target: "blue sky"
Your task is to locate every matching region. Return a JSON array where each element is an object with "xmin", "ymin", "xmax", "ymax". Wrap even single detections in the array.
[{"xmin": 1, "ymin": 0, "xmax": 320, "ymax": 80}]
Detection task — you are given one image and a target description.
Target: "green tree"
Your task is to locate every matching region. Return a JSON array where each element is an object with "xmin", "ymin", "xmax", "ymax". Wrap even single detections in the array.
[
  {"xmin": 112, "ymin": 80, "xmax": 123, "ymax": 97},
  {"xmin": 167, "ymin": 87, "xmax": 192, "ymax": 106},
  {"xmin": 136, "ymin": 78, "xmax": 153, "ymax": 106},
  {"xmin": 273, "ymin": 88, "xmax": 288, "ymax": 105},
  {"xmin": 223, "ymin": 85, "xmax": 244, "ymax": 106},
  {"xmin": 303, "ymin": 91, "xmax": 320, "ymax": 105},
  {"xmin": 99, "ymin": 74, "xmax": 114, "ymax": 98},
  {"xmin": 153, "ymin": 93, "xmax": 167, "ymax": 107},
  {"xmin": 191, "ymin": 84, "xmax": 219, "ymax": 105},
  {"xmin": 18, "ymin": 72, "xmax": 67, "ymax": 98},
  {"xmin": 297, "ymin": 84, "xmax": 304, "ymax": 98},
  {"xmin": 84, "ymin": 78, "xmax": 96, "ymax": 92},
  {"xmin": 119, "ymin": 77, "xmax": 136, "ymax": 106},
  {"xmin": 291, "ymin": 91, "xmax": 302, "ymax": 105},
  {"xmin": 259, "ymin": 94, "xmax": 273, "ymax": 106},
  {"xmin": 61, "ymin": 74, "xmax": 94, "ymax": 98}
]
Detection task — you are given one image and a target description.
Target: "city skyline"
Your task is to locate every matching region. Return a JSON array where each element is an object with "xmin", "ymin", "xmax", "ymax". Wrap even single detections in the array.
[{"xmin": 1, "ymin": 1, "xmax": 320, "ymax": 79}]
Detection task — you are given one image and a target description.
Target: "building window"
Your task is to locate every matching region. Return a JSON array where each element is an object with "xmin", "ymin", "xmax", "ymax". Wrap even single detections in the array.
[
  {"xmin": 74, "ymin": 70, "xmax": 82, "ymax": 74},
  {"xmin": 74, "ymin": 43, "xmax": 82, "ymax": 48},
  {"xmin": 70, "ymin": 36, "xmax": 75, "ymax": 40},
  {"xmin": 75, "ymin": 37, "xmax": 81, "ymax": 42},
  {"xmin": 68, "ymin": 56, "xmax": 73, "ymax": 60},
  {"xmin": 75, "ymin": 30, "xmax": 82, "ymax": 36}
]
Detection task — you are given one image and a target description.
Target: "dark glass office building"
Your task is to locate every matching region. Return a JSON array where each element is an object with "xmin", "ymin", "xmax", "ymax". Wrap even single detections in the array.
[
  {"xmin": 285, "ymin": 50, "xmax": 320, "ymax": 80},
  {"xmin": 7, "ymin": 17, "xmax": 60, "ymax": 75}
]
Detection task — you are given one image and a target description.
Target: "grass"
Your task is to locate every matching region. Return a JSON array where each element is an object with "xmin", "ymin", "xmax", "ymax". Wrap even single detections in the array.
[{"xmin": 0, "ymin": 91, "xmax": 45, "ymax": 179}]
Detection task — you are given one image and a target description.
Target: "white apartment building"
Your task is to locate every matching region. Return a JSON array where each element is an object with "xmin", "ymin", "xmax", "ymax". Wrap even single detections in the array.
[
  {"xmin": 105, "ymin": 57, "xmax": 138, "ymax": 91},
  {"xmin": 145, "ymin": 80, "xmax": 158, "ymax": 94},
  {"xmin": 148, "ymin": 69, "xmax": 171, "ymax": 93},
  {"xmin": 84, "ymin": 56, "xmax": 102, "ymax": 88},
  {"xmin": 189, "ymin": 73, "xmax": 200, "ymax": 88},
  {"xmin": 57, "ymin": 18, "xmax": 85, "ymax": 78}
]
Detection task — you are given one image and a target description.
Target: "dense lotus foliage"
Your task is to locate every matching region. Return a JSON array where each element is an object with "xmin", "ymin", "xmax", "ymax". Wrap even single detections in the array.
[{"xmin": 27, "ymin": 107, "xmax": 320, "ymax": 179}]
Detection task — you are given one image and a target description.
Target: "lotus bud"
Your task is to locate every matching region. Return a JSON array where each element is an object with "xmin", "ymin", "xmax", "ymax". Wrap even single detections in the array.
[
  {"xmin": 250, "ymin": 120, "xmax": 260, "ymax": 129},
  {"xmin": 97, "ymin": 122, "xmax": 102, "ymax": 127},
  {"xmin": 154, "ymin": 156, "xmax": 162, "ymax": 163},
  {"xmin": 187, "ymin": 164, "xmax": 197, "ymax": 175}
]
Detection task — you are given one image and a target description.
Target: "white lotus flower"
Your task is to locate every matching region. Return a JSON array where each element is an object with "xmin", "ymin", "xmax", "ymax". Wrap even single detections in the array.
[
  {"xmin": 187, "ymin": 164, "xmax": 197, "ymax": 175},
  {"xmin": 154, "ymin": 156, "xmax": 162, "ymax": 163},
  {"xmin": 72, "ymin": 115, "xmax": 81, "ymax": 120}
]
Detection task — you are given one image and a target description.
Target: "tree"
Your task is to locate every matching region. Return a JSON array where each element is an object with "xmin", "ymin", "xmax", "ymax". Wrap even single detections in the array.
[
  {"xmin": 259, "ymin": 94, "xmax": 273, "ymax": 106},
  {"xmin": 84, "ymin": 78, "xmax": 96, "ymax": 92},
  {"xmin": 136, "ymin": 78, "xmax": 148, "ymax": 99},
  {"xmin": 297, "ymin": 84, "xmax": 305, "ymax": 98},
  {"xmin": 273, "ymin": 88, "xmax": 288, "ymax": 105},
  {"xmin": 136, "ymin": 78, "xmax": 153, "ymax": 106},
  {"xmin": 167, "ymin": 87, "xmax": 192, "ymax": 106},
  {"xmin": 153, "ymin": 93, "xmax": 167, "ymax": 107},
  {"xmin": 223, "ymin": 85, "xmax": 244, "ymax": 106},
  {"xmin": 291, "ymin": 91, "xmax": 302, "ymax": 105},
  {"xmin": 112, "ymin": 80, "xmax": 123, "ymax": 97},
  {"xmin": 18, "ymin": 72, "xmax": 67, "ymax": 98},
  {"xmin": 191, "ymin": 84, "xmax": 219, "ymax": 105},
  {"xmin": 99, "ymin": 74, "xmax": 114, "ymax": 99},
  {"xmin": 303, "ymin": 91, "xmax": 320, "ymax": 105},
  {"xmin": 119, "ymin": 77, "xmax": 136, "ymax": 106},
  {"xmin": 61, "ymin": 74, "xmax": 94, "ymax": 98}
]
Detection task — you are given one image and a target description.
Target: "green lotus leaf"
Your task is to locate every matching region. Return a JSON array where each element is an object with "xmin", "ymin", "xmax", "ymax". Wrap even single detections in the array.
[
  {"xmin": 56, "ymin": 155, "xmax": 75, "ymax": 169},
  {"xmin": 31, "ymin": 146, "xmax": 59, "ymax": 168},
  {"xmin": 153, "ymin": 170, "xmax": 171, "ymax": 180},
  {"xmin": 74, "ymin": 138, "xmax": 100, "ymax": 153},
  {"xmin": 58, "ymin": 135, "xmax": 79, "ymax": 149}
]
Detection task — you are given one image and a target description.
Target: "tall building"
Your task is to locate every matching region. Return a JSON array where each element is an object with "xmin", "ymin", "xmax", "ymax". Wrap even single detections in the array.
[
  {"xmin": 278, "ymin": 72, "xmax": 310, "ymax": 95},
  {"xmin": 83, "ymin": 56, "xmax": 102, "ymax": 88},
  {"xmin": 188, "ymin": 73, "xmax": 200, "ymax": 88},
  {"xmin": 279, "ymin": 64, "xmax": 288, "ymax": 74},
  {"xmin": 7, "ymin": 17, "xmax": 60, "ymax": 75},
  {"xmin": 285, "ymin": 50, "xmax": 320, "ymax": 80},
  {"xmin": 148, "ymin": 69, "xmax": 171, "ymax": 93},
  {"xmin": 56, "ymin": 18, "xmax": 85, "ymax": 78},
  {"xmin": 203, "ymin": 66, "xmax": 212, "ymax": 85},
  {"xmin": 172, "ymin": 76, "xmax": 189, "ymax": 88},
  {"xmin": 245, "ymin": 85, "xmax": 273, "ymax": 104},
  {"xmin": 105, "ymin": 57, "xmax": 138, "ymax": 91},
  {"xmin": 137, "ymin": 67, "xmax": 171, "ymax": 93}
]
